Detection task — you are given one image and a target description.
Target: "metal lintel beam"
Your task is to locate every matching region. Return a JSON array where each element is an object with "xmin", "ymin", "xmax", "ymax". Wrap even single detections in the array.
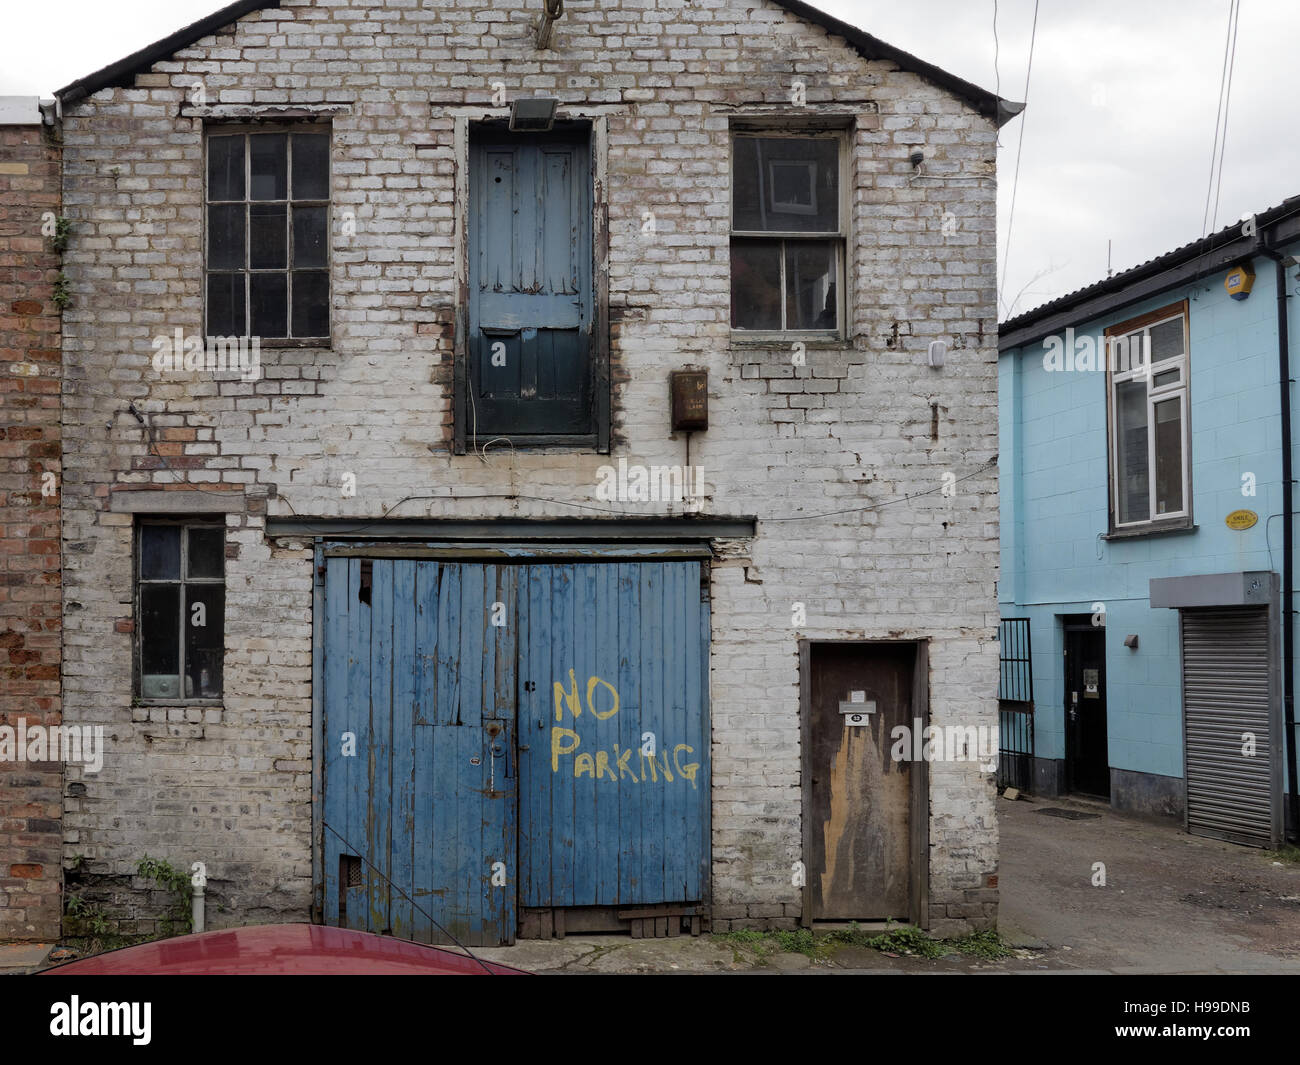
[{"xmin": 267, "ymin": 517, "xmax": 757, "ymax": 541}]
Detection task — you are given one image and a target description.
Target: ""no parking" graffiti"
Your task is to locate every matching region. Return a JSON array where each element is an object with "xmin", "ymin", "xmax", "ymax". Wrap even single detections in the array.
[{"xmin": 548, "ymin": 669, "xmax": 699, "ymax": 788}]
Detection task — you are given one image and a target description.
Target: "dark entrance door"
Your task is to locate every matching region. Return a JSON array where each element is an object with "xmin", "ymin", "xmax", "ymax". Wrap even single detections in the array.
[
  {"xmin": 1064, "ymin": 621, "xmax": 1109, "ymax": 797},
  {"xmin": 805, "ymin": 642, "xmax": 916, "ymax": 921}
]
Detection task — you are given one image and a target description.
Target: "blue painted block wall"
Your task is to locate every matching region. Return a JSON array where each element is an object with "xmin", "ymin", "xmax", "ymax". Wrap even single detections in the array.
[{"xmin": 999, "ymin": 244, "xmax": 1300, "ymax": 783}]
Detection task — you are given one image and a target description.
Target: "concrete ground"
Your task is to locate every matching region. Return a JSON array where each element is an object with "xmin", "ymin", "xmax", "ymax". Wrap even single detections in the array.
[
  {"xmin": 473, "ymin": 793, "xmax": 1300, "ymax": 974},
  {"xmin": 0, "ymin": 942, "xmax": 52, "ymax": 976},
  {"xmin": 995, "ymin": 792, "xmax": 1300, "ymax": 974},
  {"xmin": 8, "ymin": 793, "xmax": 1298, "ymax": 974}
]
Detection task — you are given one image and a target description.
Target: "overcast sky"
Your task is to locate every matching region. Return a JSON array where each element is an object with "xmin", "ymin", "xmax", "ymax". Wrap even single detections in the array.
[{"xmin": 3, "ymin": 0, "xmax": 1296, "ymax": 319}]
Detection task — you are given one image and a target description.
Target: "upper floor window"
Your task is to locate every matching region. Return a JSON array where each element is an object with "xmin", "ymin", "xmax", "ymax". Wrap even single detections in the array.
[
  {"xmin": 206, "ymin": 128, "xmax": 330, "ymax": 342},
  {"xmin": 1106, "ymin": 301, "xmax": 1191, "ymax": 531},
  {"xmin": 730, "ymin": 131, "xmax": 847, "ymax": 337},
  {"xmin": 137, "ymin": 520, "xmax": 225, "ymax": 701}
]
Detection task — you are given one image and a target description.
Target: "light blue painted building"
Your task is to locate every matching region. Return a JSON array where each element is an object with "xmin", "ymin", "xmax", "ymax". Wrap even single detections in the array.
[{"xmin": 998, "ymin": 196, "xmax": 1300, "ymax": 847}]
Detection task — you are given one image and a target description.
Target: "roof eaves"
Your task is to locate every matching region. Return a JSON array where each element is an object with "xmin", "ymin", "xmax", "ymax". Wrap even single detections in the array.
[
  {"xmin": 772, "ymin": 0, "xmax": 1023, "ymax": 127},
  {"xmin": 53, "ymin": 0, "xmax": 1022, "ymax": 128},
  {"xmin": 998, "ymin": 195, "xmax": 1300, "ymax": 351},
  {"xmin": 55, "ymin": 0, "xmax": 281, "ymax": 107}
]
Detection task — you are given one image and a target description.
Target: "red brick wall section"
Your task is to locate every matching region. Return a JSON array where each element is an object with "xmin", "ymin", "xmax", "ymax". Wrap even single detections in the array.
[{"xmin": 0, "ymin": 121, "xmax": 62, "ymax": 941}]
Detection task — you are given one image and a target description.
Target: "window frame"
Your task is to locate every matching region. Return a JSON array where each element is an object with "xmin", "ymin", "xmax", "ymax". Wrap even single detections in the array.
[
  {"xmin": 1104, "ymin": 300, "xmax": 1193, "ymax": 536},
  {"xmin": 728, "ymin": 124, "xmax": 852, "ymax": 344},
  {"xmin": 134, "ymin": 518, "xmax": 226, "ymax": 705},
  {"xmin": 203, "ymin": 122, "xmax": 333, "ymax": 347}
]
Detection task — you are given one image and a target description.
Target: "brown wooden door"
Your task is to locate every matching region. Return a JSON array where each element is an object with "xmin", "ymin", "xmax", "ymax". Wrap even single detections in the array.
[{"xmin": 806, "ymin": 643, "xmax": 915, "ymax": 920}]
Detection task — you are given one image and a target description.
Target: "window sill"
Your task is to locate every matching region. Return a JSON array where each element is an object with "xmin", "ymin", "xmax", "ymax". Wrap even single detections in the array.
[
  {"xmin": 258, "ymin": 338, "xmax": 332, "ymax": 349},
  {"xmin": 456, "ymin": 433, "xmax": 602, "ymax": 454},
  {"xmin": 730, "ymin": 333, "xmax": 847, "ymax": 349},
  {"xmin": 1103, "ymin": 518, "xmax": 1197, "ymax": 541}
]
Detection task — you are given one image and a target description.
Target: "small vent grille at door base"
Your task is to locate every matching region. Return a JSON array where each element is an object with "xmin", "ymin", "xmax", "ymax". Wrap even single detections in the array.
[
  {"xmin": 1034, "ymin": 807, "xmax": 1101, "ymax": 821},
  {"xmin": 341, "ymin": 854, "xmax": 363, "ymax": 887}
]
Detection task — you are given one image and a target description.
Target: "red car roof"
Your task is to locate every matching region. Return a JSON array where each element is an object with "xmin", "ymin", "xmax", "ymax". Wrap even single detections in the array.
[{"xmin": 42, "ymin": 924, "xmax": 528, "ymax": 976}]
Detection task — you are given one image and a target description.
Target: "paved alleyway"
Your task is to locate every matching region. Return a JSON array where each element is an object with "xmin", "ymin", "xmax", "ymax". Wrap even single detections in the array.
[
  {"xmin": 9, "ymin": 794, "xmax": 1298, "ymax": 975},
  {"xmin": 995, "ymin": 793, "xmax": 1300, "ymax": 973},
  {"xmin": 469, "ymin": 794, "xmax": 1300, "ymax": 973}
]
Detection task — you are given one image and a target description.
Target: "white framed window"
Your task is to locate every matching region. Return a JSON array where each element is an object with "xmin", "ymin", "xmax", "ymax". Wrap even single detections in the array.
[
  {"xmin": 1106, "ymin": 301, "xmax": 1191, "ymax": 530},
  {"xmin": 729, "ymin": 128, "xmax": 849, "ymax": 338}
]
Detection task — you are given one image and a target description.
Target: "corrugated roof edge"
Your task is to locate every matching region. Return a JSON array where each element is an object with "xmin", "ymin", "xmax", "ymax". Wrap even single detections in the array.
[
  {"xmin": 54, "ymin": 0, "xmax": 1021, "ymax": 125},
  {"xmin": 999, "ymin": 194, "xmax": 1300, "ymax": 351}
]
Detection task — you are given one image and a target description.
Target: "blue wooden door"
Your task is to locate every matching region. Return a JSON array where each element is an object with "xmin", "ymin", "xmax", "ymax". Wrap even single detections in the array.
[
  {"xmin": 468, "ymin": 131, "xmax": 592, "ymax": 436},
  {"xmin": 322, "ymin": 556, "xmax": 710, "ymax": 943},
  {"xmin": 322, "ymin": 559, "xmax": 517, "ymax": 946},
  {"xmin": 517, "ymin": 562, "xmax": 711, "ymax": 908}
]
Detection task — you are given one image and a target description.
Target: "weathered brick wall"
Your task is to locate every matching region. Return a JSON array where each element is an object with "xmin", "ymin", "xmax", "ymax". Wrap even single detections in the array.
[
  {"xmin": 0, "ymin": 116, "xmax": 62, "ymax": 940},
  {"xmin": 60, "ymin": 0, "xmax": 1000, "ymax": 935}
]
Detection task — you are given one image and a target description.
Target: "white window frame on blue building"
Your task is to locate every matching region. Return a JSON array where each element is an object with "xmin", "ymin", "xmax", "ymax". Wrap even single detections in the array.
[{"xmin": 1105, "ymin": 300, "xmax": 1192, "ymax": 534}]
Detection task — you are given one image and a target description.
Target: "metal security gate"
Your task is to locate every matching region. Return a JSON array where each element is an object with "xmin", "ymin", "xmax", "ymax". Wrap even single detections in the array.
[
  {"xmin": 319, "ymin": 551, "xmax": 710, "ymax": 946},
  {"xmin": 997, "ymin": 618, "xmax": 1034, "ymax": 792},
  {"xmin": 1180, "ymin": 607, "xmax": 1278, "ymax": 847}
]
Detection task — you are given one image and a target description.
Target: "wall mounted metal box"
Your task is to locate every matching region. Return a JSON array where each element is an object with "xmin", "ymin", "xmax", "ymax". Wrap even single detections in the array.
[{"xmin": 670, "ymin": 371, "xmax": 708, "ymax": 431}]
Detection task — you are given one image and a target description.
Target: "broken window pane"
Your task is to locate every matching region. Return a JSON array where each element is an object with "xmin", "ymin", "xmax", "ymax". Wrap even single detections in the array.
[{"xmin": 731, "ymin": 240, "xmax": 783, "ymax": 330}]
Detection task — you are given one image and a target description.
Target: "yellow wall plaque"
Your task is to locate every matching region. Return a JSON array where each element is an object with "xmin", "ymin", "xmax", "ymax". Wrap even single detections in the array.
[{"xmin": 1226, "ymin": 509, "xmax": 1258, "ymax": 530}]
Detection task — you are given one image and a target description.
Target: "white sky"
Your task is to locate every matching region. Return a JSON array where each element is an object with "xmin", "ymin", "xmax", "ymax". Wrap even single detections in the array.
[{"xmin": 2, "ymin": 0, "xmax": 1296, "ymax": 319}]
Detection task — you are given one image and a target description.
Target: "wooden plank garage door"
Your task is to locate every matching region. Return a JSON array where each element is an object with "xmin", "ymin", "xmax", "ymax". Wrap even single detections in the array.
[{"xmin": 321, "ymin": 556, "xmax": 710, "ymax": 946}]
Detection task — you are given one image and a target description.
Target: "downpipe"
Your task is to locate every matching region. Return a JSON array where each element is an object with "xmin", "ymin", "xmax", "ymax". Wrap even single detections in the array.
[{"xmin": 1261, "ymin": 241, "xmax": 1300, "ymax": 842}]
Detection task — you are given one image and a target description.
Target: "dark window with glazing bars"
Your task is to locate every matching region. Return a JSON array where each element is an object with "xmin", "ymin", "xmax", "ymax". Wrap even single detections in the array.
[
  {"xmin": 730, "ymin": 133, "xmax": 846, "ymax": 335},
  {"xmin": 137, "ymin": 521, "xmax": 225, "ymax": 701},
  {"xmin": 206, "ymin": 129, "xmax": 331, "ymax": 340}
]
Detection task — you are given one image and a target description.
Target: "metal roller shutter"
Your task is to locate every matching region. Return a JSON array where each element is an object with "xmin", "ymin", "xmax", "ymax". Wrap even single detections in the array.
[{"xmin": 1180, "ymin": 607, "xmax": 1274, "ymax": 847}]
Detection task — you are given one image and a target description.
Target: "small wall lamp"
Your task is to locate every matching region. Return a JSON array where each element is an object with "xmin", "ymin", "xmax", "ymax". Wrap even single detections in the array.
[
  {"xmin": 510, "ymin": 97, "xmax": 558, "ymax": 132},
  {"xmin": 1123, "ymin": 634, "xmax": 1139, "ymax": 649}
]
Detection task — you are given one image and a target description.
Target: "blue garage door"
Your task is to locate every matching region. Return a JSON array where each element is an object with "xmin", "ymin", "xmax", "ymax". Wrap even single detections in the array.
[{"xmin": 321, "ymin": 556, "xmax": 709, "ymax": 947}]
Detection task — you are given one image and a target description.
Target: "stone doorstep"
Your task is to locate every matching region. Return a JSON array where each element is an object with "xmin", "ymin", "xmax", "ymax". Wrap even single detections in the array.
[{"xmin": 0, "ymin": 942, "xmax": 54, "ymax": 975}]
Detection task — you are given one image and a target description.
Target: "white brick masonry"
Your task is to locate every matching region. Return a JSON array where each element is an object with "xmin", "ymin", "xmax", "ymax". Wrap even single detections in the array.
[{"xmin": 58, "ymin": 0, "xmax": 1000, "ymax": 935}]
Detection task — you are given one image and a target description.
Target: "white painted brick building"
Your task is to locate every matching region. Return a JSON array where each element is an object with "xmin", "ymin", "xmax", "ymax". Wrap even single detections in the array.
[{"xmin": 49, "ymin": 0, "xmax": 1015, "ymax": 941}]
